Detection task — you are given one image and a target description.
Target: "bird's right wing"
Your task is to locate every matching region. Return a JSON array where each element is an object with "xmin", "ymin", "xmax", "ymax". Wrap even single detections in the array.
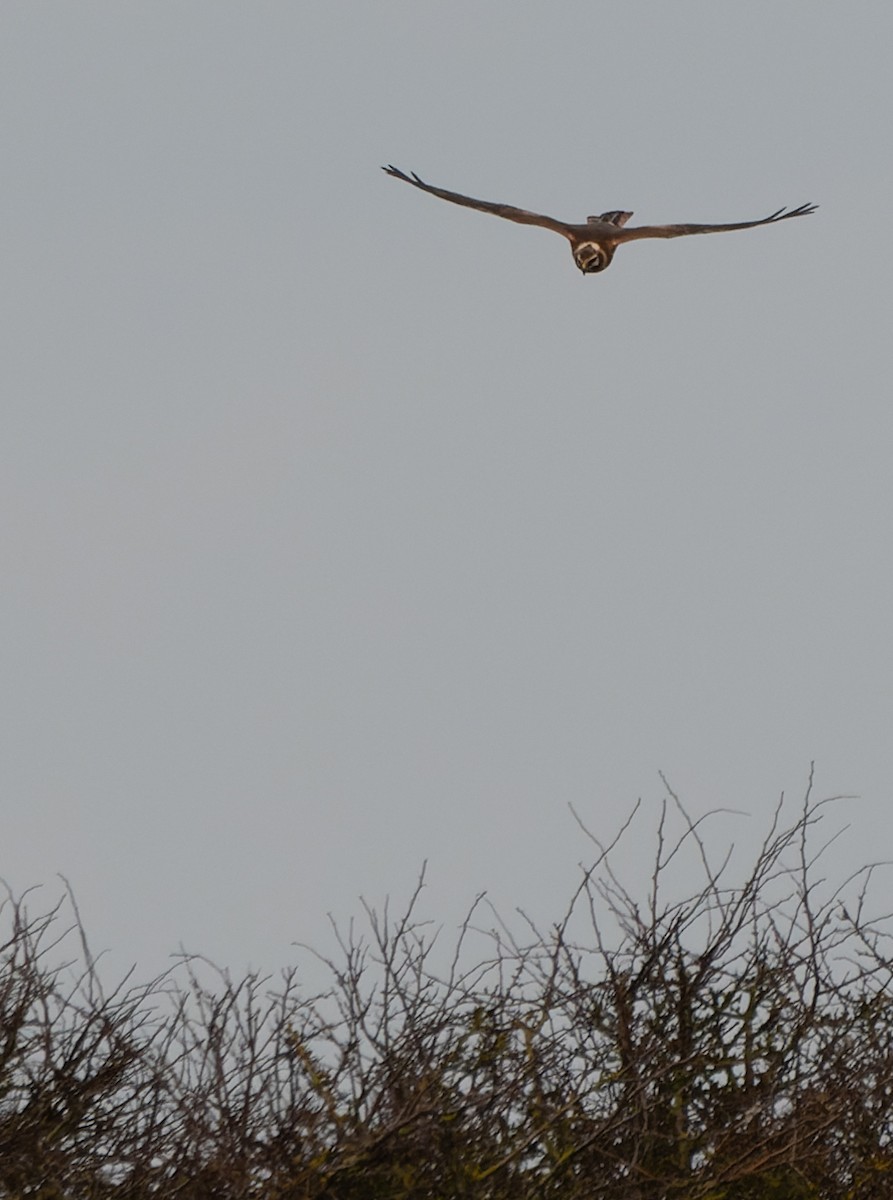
[{"xmin": 613, "ymin": 203, "xmax": 818, "ymax": 242}]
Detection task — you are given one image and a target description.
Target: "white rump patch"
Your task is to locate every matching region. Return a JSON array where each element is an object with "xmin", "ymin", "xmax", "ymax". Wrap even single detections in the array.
[{"xmin": 588, "ymin": 210, "xmax": 633, "ymax": 227}]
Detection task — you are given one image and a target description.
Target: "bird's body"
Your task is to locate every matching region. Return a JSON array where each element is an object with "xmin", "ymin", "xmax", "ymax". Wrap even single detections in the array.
[{"xmin": 382, "ymin": 165, "xmax": 816, "ymax": 275}]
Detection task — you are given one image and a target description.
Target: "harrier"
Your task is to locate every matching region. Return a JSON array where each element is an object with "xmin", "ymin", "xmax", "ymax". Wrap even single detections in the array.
[{"xmin": 383, "ymin": 165, "xmax": 816, "ymax": 275}]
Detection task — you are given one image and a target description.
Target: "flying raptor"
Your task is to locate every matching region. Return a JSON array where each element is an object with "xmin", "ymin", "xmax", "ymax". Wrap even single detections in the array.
[{"xmin": 383, "ymin": 165, "xmax": 816, "ymax": 276}]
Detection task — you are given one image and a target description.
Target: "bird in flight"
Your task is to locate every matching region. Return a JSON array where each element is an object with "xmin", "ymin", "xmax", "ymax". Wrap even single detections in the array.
[{"xmin": 383, "ymin": 165, "xmax": 816, "ymax": 276}]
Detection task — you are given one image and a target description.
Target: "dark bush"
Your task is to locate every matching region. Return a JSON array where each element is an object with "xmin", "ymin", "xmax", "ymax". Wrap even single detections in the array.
[{"xmin": 1, "ymin": 770, "xmax": 891, "ymax": 1198}]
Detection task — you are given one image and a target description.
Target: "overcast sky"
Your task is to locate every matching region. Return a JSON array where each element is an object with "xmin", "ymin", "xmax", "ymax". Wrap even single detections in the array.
[{"xmin": 2, "ymin": 3, "xmax": 891, "ymax": 979}]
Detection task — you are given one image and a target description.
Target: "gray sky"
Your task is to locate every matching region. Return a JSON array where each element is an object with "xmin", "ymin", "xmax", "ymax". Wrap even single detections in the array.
[{"xmin": 2, "ymin": 3, "xmax": 891, "ymax": 978}]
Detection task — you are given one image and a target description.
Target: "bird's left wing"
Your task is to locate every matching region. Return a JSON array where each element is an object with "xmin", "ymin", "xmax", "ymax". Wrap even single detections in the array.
[
  {"xmin": 612, "ymin": 203, "xmax": 817, "ymax": 242},
  {"xmin": 383, "ymin": 166, "xmax": 573, "ymax": 238}
]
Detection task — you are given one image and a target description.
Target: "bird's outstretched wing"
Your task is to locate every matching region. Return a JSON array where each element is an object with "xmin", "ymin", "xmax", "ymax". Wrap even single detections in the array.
[
  {"xmin": 382, "ymin": 166, "xmax": 572, "ymax": 238},
  {"xmin": 613, "ymin": 203, "xmax": 817, "ymax": 243}
]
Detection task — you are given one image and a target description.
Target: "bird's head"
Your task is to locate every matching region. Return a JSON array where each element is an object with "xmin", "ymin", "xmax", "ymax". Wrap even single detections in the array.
[{"xmin": 573, "ymin": 241, "xmax": 613, "ymax": 274}]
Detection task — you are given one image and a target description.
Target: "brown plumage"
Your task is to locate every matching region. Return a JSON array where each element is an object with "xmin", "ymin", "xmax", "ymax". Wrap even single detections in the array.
[{"xmin": 383, "ymin": 165, "xmax": 816, "ymax": 275}]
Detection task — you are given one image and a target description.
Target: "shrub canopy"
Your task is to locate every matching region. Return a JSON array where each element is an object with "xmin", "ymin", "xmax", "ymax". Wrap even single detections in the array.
[{"xmin": 1, "ymin": 774, "xmax": 891, "ymax": 1198}]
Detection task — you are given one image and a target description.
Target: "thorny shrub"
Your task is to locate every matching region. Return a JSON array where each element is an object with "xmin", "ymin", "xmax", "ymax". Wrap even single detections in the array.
[{"xmin": 1, "ymin": 769, "xmax": 892, "ymax": 1199}]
